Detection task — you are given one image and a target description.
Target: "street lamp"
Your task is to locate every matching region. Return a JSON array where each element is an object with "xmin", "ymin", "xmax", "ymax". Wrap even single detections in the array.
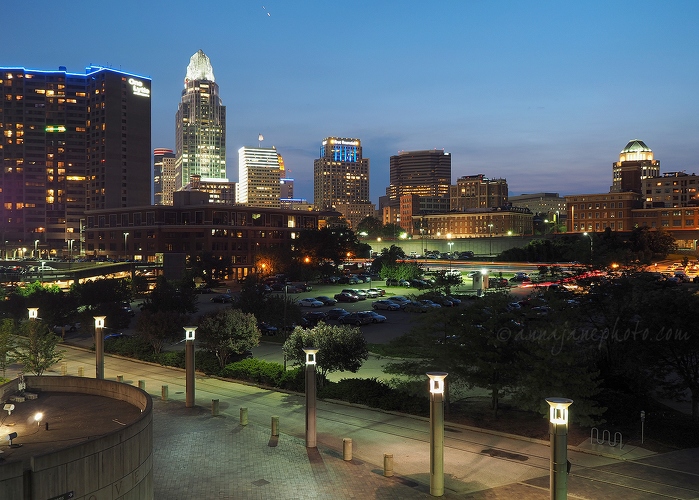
[
  {"xmin": 68, "ymin": 239, "xmax": 75, "ymax": 261},
  {"xmin": 28, "ymin": 308, "xmax": 39, "ymax": 320},
  {"xmin": 488, "ymin": 224, "xmax": 494, "ymax": 257},
  {"xmin": 34, "ymin": 239, "xmax": 39, "ymax": 259},
  {"xmin": 427, "ymin": 372, "xmax": 448, "ymax": 497},
  {"xmin": 447, "ymin": 236, "xmax": 454, "ymax": 271},
  {"xmin": 546, "ymin": 397, "xmax": 573, "ymax": 500},
  {"xmin": 583, "ymin": 232, "xmax": 593, "ymax": 264},
  {"xmin": 94, "ymin": 316, "xmax": 106, "ymax": 379},
  {"xmin": 304, "ymin": 348, "xmax": 319, "ymax": 448},
  {"xmin": 184, "ymin": 326, "xmax": 197, "ymax": 408},
  {"xmin": 123, "ymin": 232, "xmax": 129, "ymax": 261}
]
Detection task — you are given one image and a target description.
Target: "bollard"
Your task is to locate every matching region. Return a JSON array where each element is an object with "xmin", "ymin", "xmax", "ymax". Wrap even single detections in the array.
[
  {"xmin": 240, "ymin": 407, "xmax": 248, "ymax": 426},
  {"xmin": 138, "ymin": 380, "xmax": 146, "ymax": 391},
  {"xmin": 116, "ymin": 375, "xmax": 124, "ymax": 383},
  {"xmin": 61, "ymin": 362, "xmax": 67, "ymax": 376},
  {"xmin": 343, "ymin": 438, "xmax": 353, "ymax": 461},
  {"xmin": 271, "ymin": 416, "xmax": 279, "ymax": 436},
  {"xmin": 77, "ymin": 366, "xmax": 84, "ymax": 377},
  {"xmin": 212, "ymin": 399, "xmax": 220, "ymax": 416},
  {"xmin": 161, "ymin": 385, "xmax": 169, "ymax": 401},
  {"xmin": 383, "ymin": 453, "xmax": 394, "ymax": 477}
]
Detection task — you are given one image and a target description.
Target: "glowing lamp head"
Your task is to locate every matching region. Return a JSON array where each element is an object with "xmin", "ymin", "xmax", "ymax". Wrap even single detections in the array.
[
  {"xmin": 93, "ymin": 316, "xmax": 106, "ymax": 329},
  {"xmin": 480, "ymin": 268, "xmax": 489, "ymax": 276},
  {"xmin": 34, "ymin": 412, "xmax": 43, "ymax": 424},
  {"xmin": 546, "ymin": 397, "xmax": 573, "ymax": 424},
  {"xmin": 426, "ymin": 372, "xmax": 448, "ymax": 394},
  {"xmin": 184, "ymin": 326, "xmax": 197, "ymax": 341},
  {"xmin": 27, "ymin": 308, "xmax": 39, "ymax": 320},
  {"xmin": 303, "ymin": 348, "xmax": 319, "ymax": 365}
]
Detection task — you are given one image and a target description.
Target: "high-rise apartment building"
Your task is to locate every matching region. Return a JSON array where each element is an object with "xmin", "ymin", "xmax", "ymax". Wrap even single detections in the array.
[
  {"xmin": 0, "ymin": 65, "xmax": 151, "ymax": 256},
  {"xmin": 237, "ymin": 146, "xmax": 282, "ymax": 208},
  {"xmin": 450, "ymin": 174, "xmax": 508, "ymax": 211},
  {"xmin": 175, "ymin": 50, "xmax": 226, "ymax": 190},
  {"xmin": 611, "ymin": 139, "xmax": 660, "ymax": 193},
  {"xmin": 313, "ymin": 137, "xmax": 373, "ymax": 227},
  {"xmin": 154, "ymin": 148, "xmax": 176, "ymax": 205},
  {"xmin": 387, "ymin": 149, "xmax": 451, "ymax": 201}
]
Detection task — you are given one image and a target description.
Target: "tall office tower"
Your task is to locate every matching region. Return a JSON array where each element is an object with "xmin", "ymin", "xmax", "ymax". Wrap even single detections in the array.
[
  {"xmin": 280, "ymin": 177, "xmax": 294, "ymax": 199},
  {"xmin": 387, "ymin": 149, "xmax": 451, "ymax": 202},
  {"xmin": 450, "ymin": 174, "xmax": 508, "ymax": 211},
  {"xmin": 0, "ymin": 65, "xmax": 151, "ymax": 255},
  {"xmin": 313, "ymin": 137, "xmax": 373, "ymax": 227},
  {"xmin": 611, "ymin": 139, "xmax": 659, "ymax": 193},
  {"xmin": 237, "ymin": 146, "xmax": 281, "ymax": 207},
  {"xmin": 154, "ymin": 148, "xmax": 176, "ymax": 205},
  {"xmin": 175, "ymin": 50, "xmax": 226, "ymax": 190}
]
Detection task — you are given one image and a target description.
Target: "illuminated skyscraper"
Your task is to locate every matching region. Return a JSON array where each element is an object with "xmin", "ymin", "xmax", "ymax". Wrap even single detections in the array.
[
  {"xmin": 237, "ymin": 146, "xmax": 281, "ymax": 207},
  {"xmin": 611, "ymin": 139, "xmax": 659, "ymax": 193},
  {"xmin": 154, "ymin": 148, "xmax": 176, "ymax": 205},
  {"xmin": 0, "ymin": 65, "xmax": 151, "ymax": 256},
  {"xmin": 175, "ymin": 50, "xmax": 226, "ymax": 190},
  {"xmin": 387, "ymin": 150, "xmax": 451, "ymax": 201}
]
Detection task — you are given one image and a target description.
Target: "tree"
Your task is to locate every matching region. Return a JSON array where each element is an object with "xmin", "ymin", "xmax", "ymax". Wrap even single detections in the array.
[
  {"xmin": 282, "ymin": 322, "xmax": 368, "ymax": 381},
  {"xmin": 136, "ymin": 310, "xmax": 189, "ymax": 355},
  {"xmin": 431, "ymin": 270, "xmax": 462, "ymax": 295},
  {"xmin": 140, "ymin": 276, "xmax": 198, "ymax": 314},
  {"xmin": 0, "ymin": 319, "xmax": 15, "ymax": 378},
  {"xmin": 197, "ymin": 309, "xmax": 261, "ymax": 369},
  {"xmin": 13, "ymin": 320, "xmax": 64, "ymax": 376},
  {"xmin": 355, "ymin": 216, "xmax": 383, "ymax": 238}
]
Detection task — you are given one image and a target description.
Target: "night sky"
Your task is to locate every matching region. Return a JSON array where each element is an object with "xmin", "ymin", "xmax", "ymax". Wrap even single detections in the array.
[{"xmin": 4, "ymin": 0, "xmax": 699, "ymax": 203}]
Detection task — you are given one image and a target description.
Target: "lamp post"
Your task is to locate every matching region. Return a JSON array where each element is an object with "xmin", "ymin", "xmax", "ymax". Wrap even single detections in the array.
[
  {"xmin": 184, "ymin": 326, "xmax": 197, "ymax": 408},
  {"xmin": 123, "ymin": 232, "xmax": 129, "ymax": 261},
  {"xmin": 304, "ymin": 348, "xmax": 319, "ymax": 448},
  {"xmin": 427, "ymin": 372, "xmax": 448, "ymax": 497},
  {"xmin": 488, "ymin": 224, "xmax": 494, "ymax": 257},
  {"xmin": 546, "ymin": 397, "xmax": 573, "ymax": 500},
  {"xmin": 34, "ymin": 239, "xmax": 39, "ymax": 259},
  {"xmin": 28, "ymin": 308, "xmax": 39, "ymax": 321},
  {"xmin": 94, "ymin": 316, "xmax": 106, "ymax": 379},
  {"xmin": 583, "ymin": 232, "xmax": 593, "ymax": 264},
  {"xmin": 447, "ymin": 236, "xmax": 454, "ymax": 271},
  {"xmin": 68, "ymin": 239, "xmax": 74, "ymax": 260}
]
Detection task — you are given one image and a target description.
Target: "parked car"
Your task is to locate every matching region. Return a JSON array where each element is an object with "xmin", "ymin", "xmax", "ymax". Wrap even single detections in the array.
[
  {"xmin": 314, "ymin": 296, "xmax": 337, "ymax": 306},
  {"xmin": 258, "ymin": 322, "xmax": 279, "ymax": 335},
  {"xmin": 405, "ymin": 301, "xmax": 429, "ymax": 313},
  {"xmin": 342, "ymin": 289, "xmax": 366, "ymax": 300},
  {"xmin": 489, "ymin": 277, "xmax": 509, "ymax": 288},
  {"xmin": 338, "ymin": 312, "xmax": 372, "ymax": 326},
  {"xmin": 297, "ymin": 298, "xmax": 324, "ymax": 308},
  {"xmin": 121, "ymin": 302, "xmax": 135, "ymax": 316},
  {"xmin": 211, "ymin": 294, "xmax": 233, "ymax": 303},
  {"xmin": 334, "ymin": 292, "xmax": 359, "ymax": 303},
  {"xmin": 302, "ymin": 311, "xmax": 327, "ymax": 325},
  {"xmin": 419, "ymin": 299, "xmax": 442, "ymax": 308},
  {"xmin": 52, "ymin": 322, "xmax": 81, "ymax": 334},
  {"xmin": 326, "ymin": 308, "xmax": 350, "ymax": 320},
  {"xmin": 367, "ymin": 287, "xmax": 385, "ymax": 297},
  {"xmin": 372, "ymin": 299, "xmax": 401, "ymax": 311},
  {"xmin": 104, "ymin": 331, "xmax": 130, "ymax": 341},
  {"xmin": 388, "ymin": 295, "xmax": 410, "ymax": 309},
  {"xmin": 359, "ymin": 311, "xmax": 386, "ymax": 323}
]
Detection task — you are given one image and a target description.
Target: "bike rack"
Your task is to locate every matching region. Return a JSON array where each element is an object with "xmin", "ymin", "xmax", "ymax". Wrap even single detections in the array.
[{"xmin": 590, "ymin": 428, "xmax": 624, "ymax": 448}]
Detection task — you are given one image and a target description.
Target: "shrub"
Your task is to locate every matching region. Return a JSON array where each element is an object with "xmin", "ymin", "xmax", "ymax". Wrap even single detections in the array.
[
  {"xmin": 195, "ymin": 350, "xmax": 224, "ymax": 376},
  {"xmin": 223, "ymin": 358, "xmax": 286, "ymax": 386},
  {"xmin": 158, "ymin": 351, "xmax": 185, "ymax": 368},
  {"xmin": 319, "ymin": 377, "xmax": 428, "ymax": 415},
  {"xmin": 104, "ymin": 336, "xmax": 155, "ymax": 361}
]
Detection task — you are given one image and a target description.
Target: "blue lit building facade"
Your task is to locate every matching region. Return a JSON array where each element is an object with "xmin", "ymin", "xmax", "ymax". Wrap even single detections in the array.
[{"xmin": 0, "ymin": 65, "xmax": 151, "ymax": 258}]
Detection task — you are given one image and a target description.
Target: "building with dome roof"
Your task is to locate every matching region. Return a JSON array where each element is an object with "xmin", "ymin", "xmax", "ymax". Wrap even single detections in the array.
[{"xmin": 611, "ymin": 139, "xmax": 660, "ymax": 193}]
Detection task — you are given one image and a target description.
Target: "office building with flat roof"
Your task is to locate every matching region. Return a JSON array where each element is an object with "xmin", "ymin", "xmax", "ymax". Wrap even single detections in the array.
[
  {"xmin": 237, "ymin": 146, "xmax": 282, "ymax": 208},
  {"xmin": 154, "ymin": 148, "xmax": 176, "ymax": 205},
  {"xmin": 387, "ymin": 149, "xmax": 451, "ymax": 202},
  {"xmin": 0, "ymin": 64, "xmax": 151, "ymax": 257}
]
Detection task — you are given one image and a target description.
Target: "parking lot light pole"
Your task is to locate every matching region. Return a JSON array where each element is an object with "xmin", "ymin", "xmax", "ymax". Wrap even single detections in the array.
[
  {"xmin": 546, "ymin": 397, "xmax": 573, "ymax": 500},
  {"xmin": 185, "ymin": 327, "xmax": 197, "ymax": 408},
  {"xmin": 427, "ymin": 372, "xmax": 448, "ymax": 497},
  {"xmin": 304, "ymin": 349, "xmax": 319, "ymax": 448},
  {"xmin": 94, "ymin": 316, "xmax": 106, "ymax": 379},
  {"xmin": 28, "ymin": 308, "xmax": 39, "ymax": 321}
]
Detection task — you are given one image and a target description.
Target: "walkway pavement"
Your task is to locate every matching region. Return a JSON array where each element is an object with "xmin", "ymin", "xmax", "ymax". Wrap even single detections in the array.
[{"xmin": 18, "ymin": 345, "xmax": 699, "ymax": 499}]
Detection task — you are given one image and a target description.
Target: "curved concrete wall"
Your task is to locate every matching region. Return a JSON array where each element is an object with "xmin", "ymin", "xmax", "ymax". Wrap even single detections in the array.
[{"xmin": 0, "ymin": 376, "xmax": 153, "ymax": 500}]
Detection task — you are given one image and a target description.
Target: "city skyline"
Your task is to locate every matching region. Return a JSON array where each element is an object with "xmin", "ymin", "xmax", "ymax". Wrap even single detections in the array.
[{"xmin": 4, "ymin": 1, "xmax": 699, "ymax": 204}]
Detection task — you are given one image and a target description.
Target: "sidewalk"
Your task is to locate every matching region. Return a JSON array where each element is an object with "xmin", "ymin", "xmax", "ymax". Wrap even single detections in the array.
[{"xmin": 35, "ymin": 344, "xmax": 699, "ymax": 499}]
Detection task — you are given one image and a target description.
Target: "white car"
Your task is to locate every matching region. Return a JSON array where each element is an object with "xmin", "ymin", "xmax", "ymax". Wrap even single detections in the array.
[{"xmin": 297, "ymin": 298, "xmax": 324, "ymax": 308}]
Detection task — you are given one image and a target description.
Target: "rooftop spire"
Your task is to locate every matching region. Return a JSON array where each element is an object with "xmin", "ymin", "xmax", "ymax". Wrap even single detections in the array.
[{"xmin": 185, "ymin": 49, "xmax": 215, "ymax": 83}]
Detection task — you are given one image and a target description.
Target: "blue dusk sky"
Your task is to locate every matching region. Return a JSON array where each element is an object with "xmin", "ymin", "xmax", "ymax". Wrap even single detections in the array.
[{"xmin": 4, "ymin": 1, "xmax": 699, "ymax": 204}]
